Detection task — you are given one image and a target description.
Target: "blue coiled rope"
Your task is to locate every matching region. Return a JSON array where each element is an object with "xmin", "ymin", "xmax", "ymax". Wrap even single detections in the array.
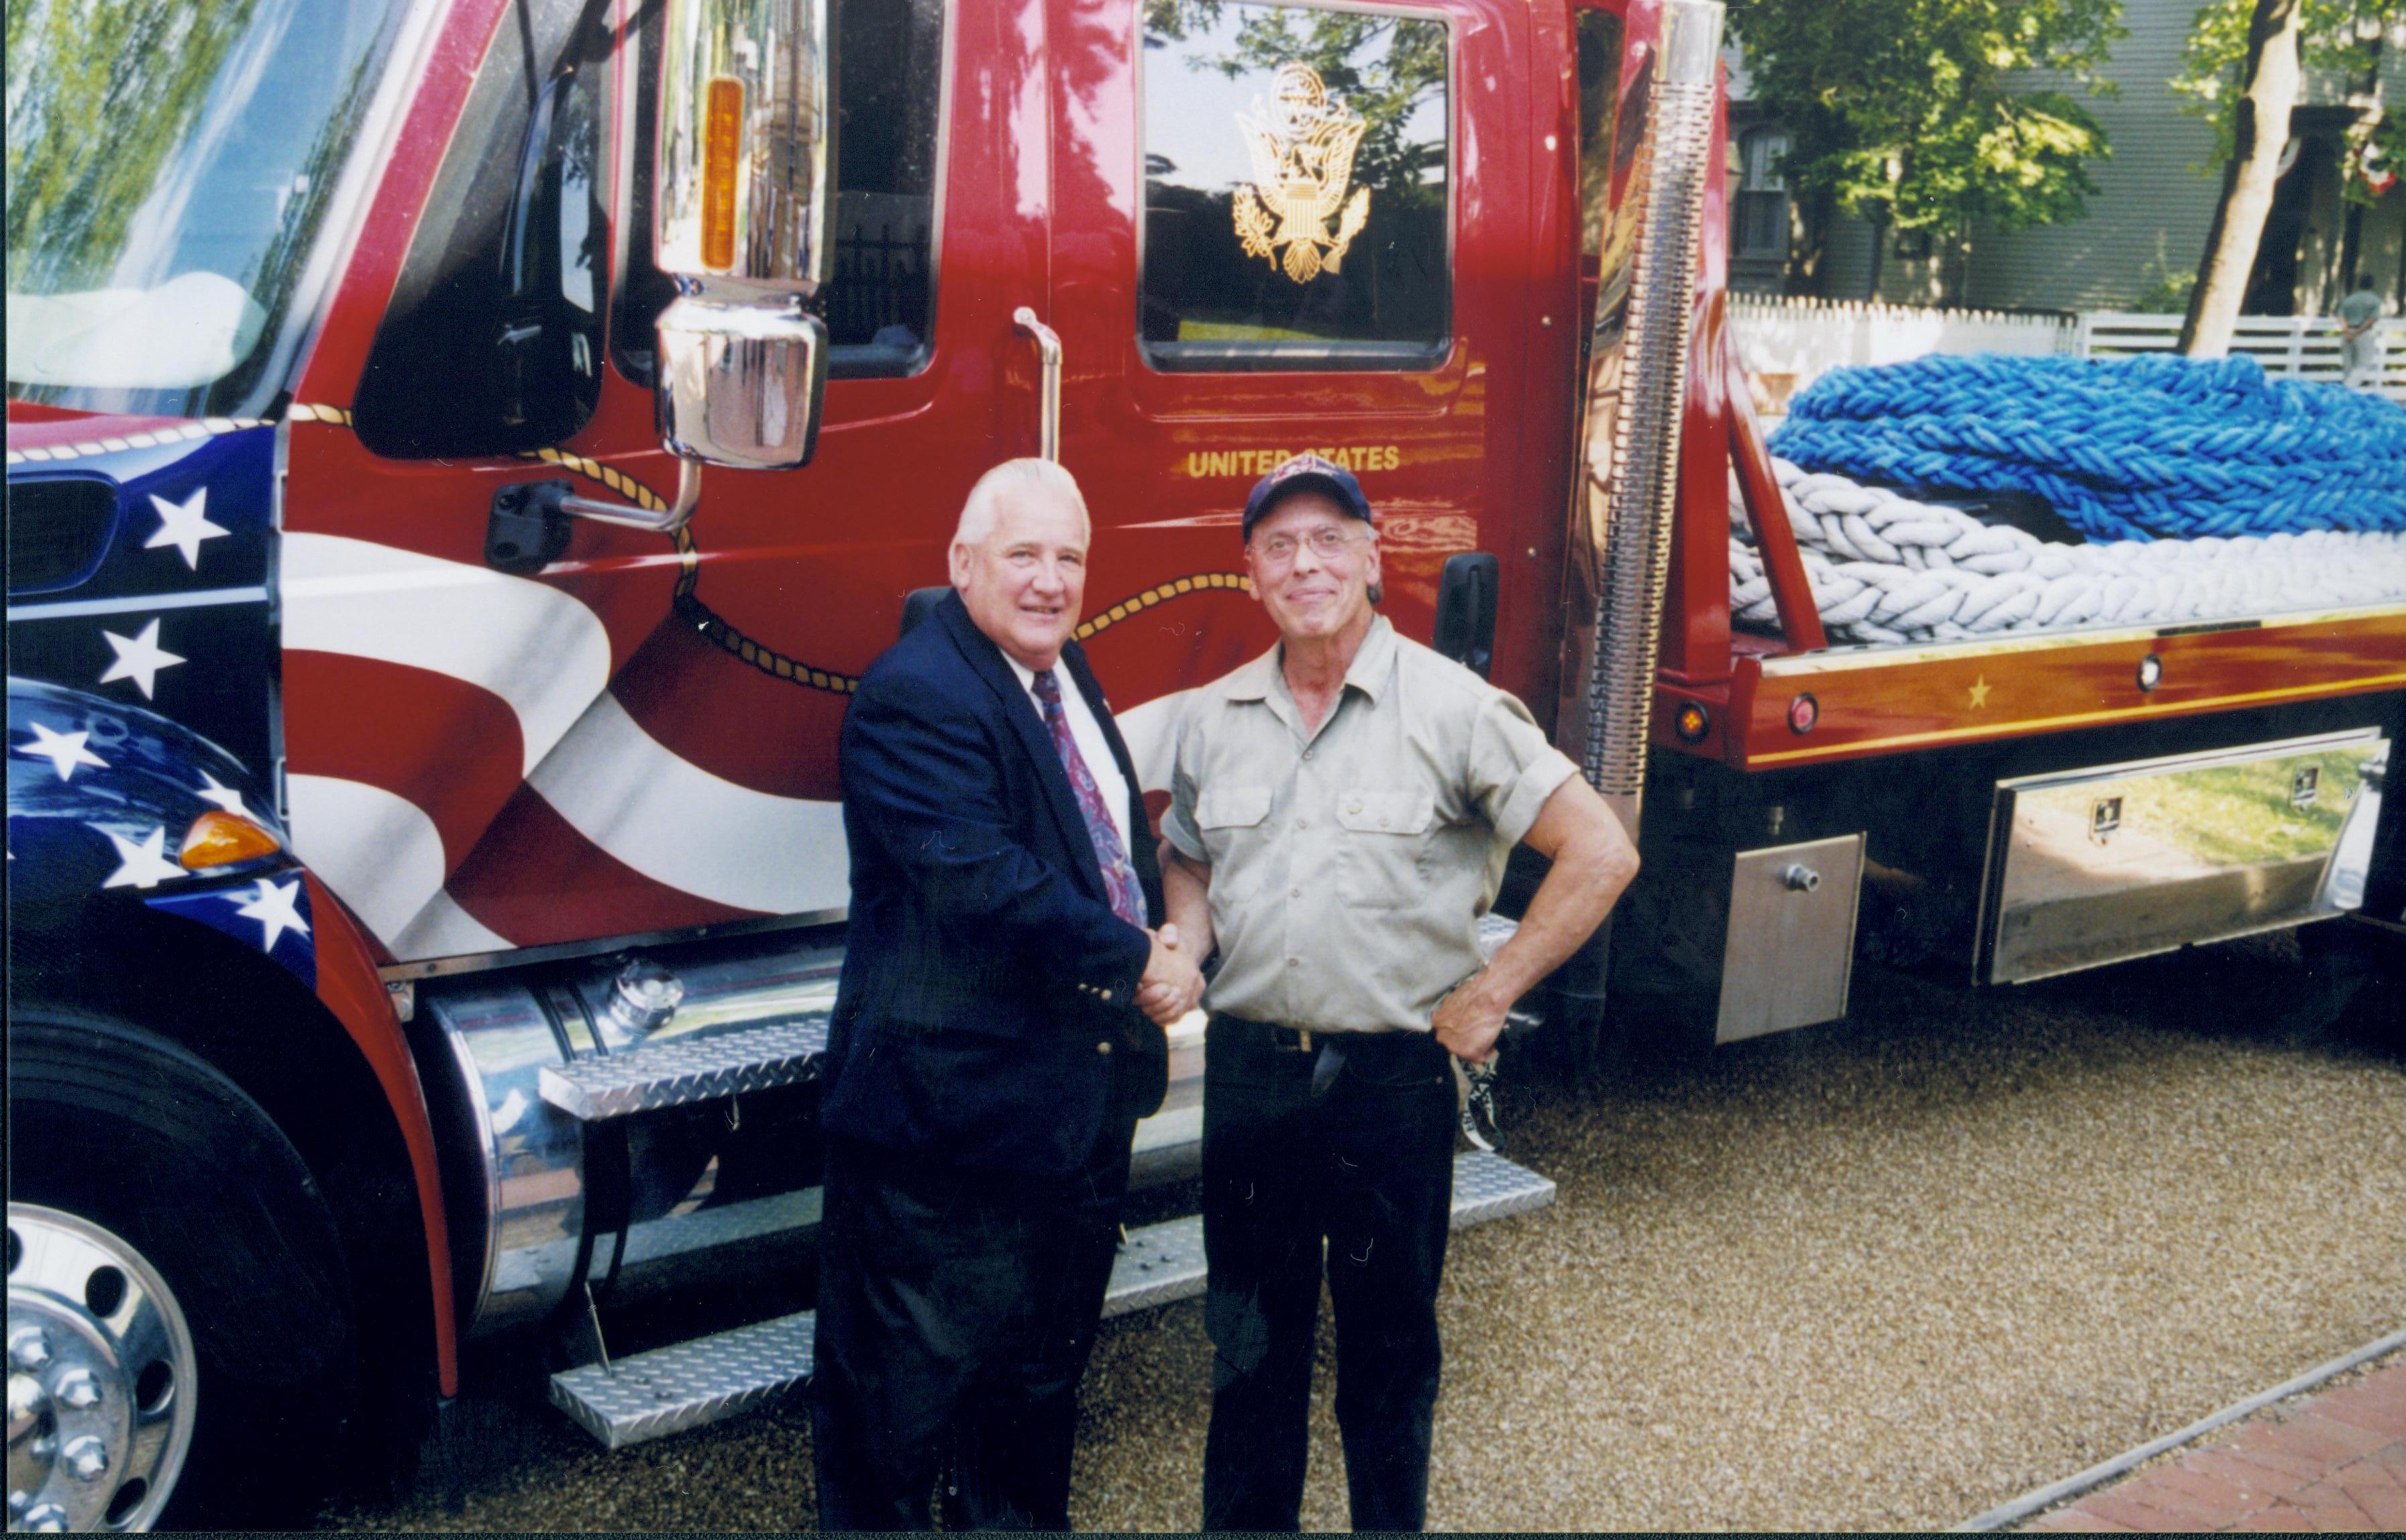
[{"xmin": 1767, "ymin": 352, "xmax": 2406, "ymax": 542}]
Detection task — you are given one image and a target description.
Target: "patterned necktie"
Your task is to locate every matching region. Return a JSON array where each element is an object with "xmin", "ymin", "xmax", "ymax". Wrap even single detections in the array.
[{"xmin": 1031, "ymin": 668, "xmax": 1146, "ymax": 928}]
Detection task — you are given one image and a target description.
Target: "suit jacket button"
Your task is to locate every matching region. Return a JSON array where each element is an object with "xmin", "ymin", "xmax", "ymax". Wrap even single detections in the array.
[
  {"xmin": 1096, "ymin": 1040, "xmax": 1113, "ymax": 1055},
  {"xmin": 1099, "ymin": 988, "xmax": 1114, "ymax": 1002}
]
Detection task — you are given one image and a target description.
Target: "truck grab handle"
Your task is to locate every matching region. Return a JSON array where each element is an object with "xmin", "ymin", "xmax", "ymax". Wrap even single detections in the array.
[{"xmin": 1013, "ymin": 307, "xmax": 1063, "ymax": 463}]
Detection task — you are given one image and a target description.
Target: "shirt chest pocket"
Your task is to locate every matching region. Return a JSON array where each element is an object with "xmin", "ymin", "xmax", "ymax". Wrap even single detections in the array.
[
  {"xmin": 1195, "ymin": 783, "xmax": 1274, "ymax": 850},
  {"xmin": 1335, "ymin": 787, "xmax": 1435, "ymax": 910},
  {"xmin": 1195, "ymin": 784, "xmax": 1276, "ymax": 903}
]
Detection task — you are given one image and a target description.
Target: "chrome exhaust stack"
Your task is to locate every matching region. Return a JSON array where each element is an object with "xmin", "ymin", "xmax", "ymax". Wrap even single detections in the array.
[
  {"xmin": 1546, "ymin": 0, "xmax": 1725, "ymax": 1064},
  {"xmin": 1578, "ymin": 0, "xmax": 1723, "ymax": 831}
]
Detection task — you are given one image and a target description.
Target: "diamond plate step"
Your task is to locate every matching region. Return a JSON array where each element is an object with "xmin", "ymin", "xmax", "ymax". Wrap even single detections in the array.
[
  {"xmin": 551, "ymin": 1310, "xmax": 816, "ymax": 1449},
  {"xmin": 538, "ymin": 1018, "xmax": 829, "ymax": 1120},
  {"xmin": 1103, "ymin": 1150, "xmax": 1555, "ymax": 1318},
  {"xmin": 552, "ymin": 1152, "xmax": 1554, "ymax": 1448}
]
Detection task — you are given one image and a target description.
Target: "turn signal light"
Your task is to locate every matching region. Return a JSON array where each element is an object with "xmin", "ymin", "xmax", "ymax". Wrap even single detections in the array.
[
  {"xmin": 180, "ymin": 810, "xmax": 280, "ymax": 869},
  {"xmin": 1673, "ymin": 702, "xmax": 1710, "ymax": 743},
  {"xmin": 700, "ymin": 76, "xmax": 744, "ymax": 270}
]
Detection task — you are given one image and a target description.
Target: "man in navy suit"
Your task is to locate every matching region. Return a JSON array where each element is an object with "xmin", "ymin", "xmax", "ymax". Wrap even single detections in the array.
[{"xmin": 813, "ymin": 459, "xmax": 1203, "ymax": 1530}]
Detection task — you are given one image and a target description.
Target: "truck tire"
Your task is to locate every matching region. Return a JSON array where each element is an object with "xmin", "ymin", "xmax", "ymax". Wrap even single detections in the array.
[{"xmin": 8, "ymin": 1011, "xmax": 360, "ymax": 1529}]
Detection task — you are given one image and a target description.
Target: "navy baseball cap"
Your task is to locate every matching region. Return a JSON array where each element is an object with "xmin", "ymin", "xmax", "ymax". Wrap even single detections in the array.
[{"xmin": 1241, "ymin": 453, "xmax": 1375, "ymax": 541}]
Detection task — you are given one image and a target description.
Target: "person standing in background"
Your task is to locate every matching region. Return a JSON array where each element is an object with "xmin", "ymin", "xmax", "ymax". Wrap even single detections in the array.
[{"xmin": 2339, "ymin": 274, "xmax": 2387, "ymax": 392}]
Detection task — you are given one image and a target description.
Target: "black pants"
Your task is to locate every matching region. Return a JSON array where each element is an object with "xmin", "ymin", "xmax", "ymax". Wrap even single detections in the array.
[
  {"xmin": 1200, "ymin": 1017, "xmax": 1458, "ymax": 1532},
  {"xmin": 811, "ymin": 1077, "xmax": 1141, "ymax": 1530}
]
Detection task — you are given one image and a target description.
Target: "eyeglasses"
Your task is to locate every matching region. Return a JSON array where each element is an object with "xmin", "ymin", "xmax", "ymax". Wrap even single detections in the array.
[{"xmin": 1250, "ymin": 527, "xmax": 1370, "ymax": 564}]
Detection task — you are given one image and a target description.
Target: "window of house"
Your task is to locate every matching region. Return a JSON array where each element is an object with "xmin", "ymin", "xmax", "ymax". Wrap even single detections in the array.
[
  {"xmin": 611, "ymin": 0, "xmax": 946, "ymax": 386},
  {"xmin": 1140, "ymin": 1, "xmax": 1451, "ymax": 372},
  {"xmin": 1733, "ymin": 127, "xmax": 1790, "ymax": 262}
]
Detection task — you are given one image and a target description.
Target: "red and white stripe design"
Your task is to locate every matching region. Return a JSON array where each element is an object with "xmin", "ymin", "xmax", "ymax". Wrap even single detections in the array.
[{"xmin": 281, "ymin": 534, "xmax": 851, "ymax": 961}]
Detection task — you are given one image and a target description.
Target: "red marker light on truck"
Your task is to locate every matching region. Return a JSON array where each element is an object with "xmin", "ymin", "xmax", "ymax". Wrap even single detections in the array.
[
  {"xmin": 1787, "ymin": 694, "xmax": 1819, "ymax": 734},
  {"xmin": 701, "ymin": 76, "xmax": 744, "ymax": 271}
]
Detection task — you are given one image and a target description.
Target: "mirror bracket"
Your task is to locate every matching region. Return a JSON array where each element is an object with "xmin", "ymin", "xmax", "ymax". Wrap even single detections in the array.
[{"xmin": 486, "ymin": 459, "xmax": 704, "ymax": 573}]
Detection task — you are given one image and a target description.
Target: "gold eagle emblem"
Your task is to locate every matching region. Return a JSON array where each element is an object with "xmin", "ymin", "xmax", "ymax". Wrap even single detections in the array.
[{"xmin": 1233, "ymin": 63, "xmax": 1372, "ymax": 284}]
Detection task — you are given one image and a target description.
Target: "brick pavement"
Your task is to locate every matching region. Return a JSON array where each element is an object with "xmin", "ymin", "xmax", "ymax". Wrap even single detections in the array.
[{"xmin": 2027, "ymin": 1355, "xmax": 2406, "ymax": 1532}]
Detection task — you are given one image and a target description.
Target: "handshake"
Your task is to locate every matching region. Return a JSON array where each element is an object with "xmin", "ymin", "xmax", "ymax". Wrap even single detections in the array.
[{"xmin": 1137, "ymin": 923, "xmax": 1206, "ymax": 1027}]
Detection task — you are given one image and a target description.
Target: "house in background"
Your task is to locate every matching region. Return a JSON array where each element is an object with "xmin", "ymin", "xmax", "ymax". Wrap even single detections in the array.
[{"xmin": 1725, "ymin": 0, "xmax": 2405, "ymax": 317}]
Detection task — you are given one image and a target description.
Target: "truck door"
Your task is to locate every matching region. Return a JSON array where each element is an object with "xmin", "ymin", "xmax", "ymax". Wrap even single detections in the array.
[
  {"xmin": 1041, "ymin": 0, "xmax": 1556, "ymax": 780},
  {"xmin": 281, "ymin": 0, "xmax": 1050, "ymax": 962}
]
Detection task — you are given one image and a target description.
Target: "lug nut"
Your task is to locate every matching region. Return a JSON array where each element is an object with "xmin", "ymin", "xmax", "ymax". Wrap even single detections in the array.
[
  {"xmin": 9, "ymin": 1326, "xmax": 52, "ymax": 1371},
  {"xmin": 22, "ymin": 1502, "xmax": 70, "ymax": 1532},
  {"xmin": 52, "ymin": 1368, "xmax": 101, "ymax": 1410},
  {"xmin": 62, "ymin": 1434, "xmax": 109, "ymax": 1481},
  {"xmin": 62, "ymin": 1434, "xmax": 109, "ymax": 1482},
  {"xmin": 10, "ymin": 1368, "xmax": 47, "ymax": 1423}
]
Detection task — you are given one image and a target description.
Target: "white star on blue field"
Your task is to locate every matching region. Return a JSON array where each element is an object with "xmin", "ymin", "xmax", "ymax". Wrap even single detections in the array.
[
  {"xmin": 14, "ymin": 722, "xmax": 109, "ymax": 782},
  {"xmin": 144, "ymin": 487, "xmax": 231, "ymax": 569}
]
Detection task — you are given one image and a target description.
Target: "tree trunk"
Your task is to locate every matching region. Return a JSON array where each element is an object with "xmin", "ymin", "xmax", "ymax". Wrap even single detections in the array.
[
  {"xmin": 2179, "ymin": 0, "xmax": 2305, "ymax": 356},
  {"xmin": 1793, "ymin": 184, "xmax": 1837, "ymax": 298},
  {"xmin": 2335, "ymin": 36, "xmax": 2385, "ymax": 292}
]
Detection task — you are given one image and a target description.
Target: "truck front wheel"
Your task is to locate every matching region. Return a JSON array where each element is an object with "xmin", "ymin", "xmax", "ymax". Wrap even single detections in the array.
[{"xmin": 8, "ymin": 1013, "xmax": 359, "ymax": 1529}]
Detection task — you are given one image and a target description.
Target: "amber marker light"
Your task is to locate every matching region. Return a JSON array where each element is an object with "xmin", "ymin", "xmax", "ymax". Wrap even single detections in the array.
[
  {"xmin": 1673, "ymin": 702, "xmax": 1710, "ymax": 743},
  {"xmin": 180, "ymin": 810, "xmax": 280, "ymax": 869},
  {"xmin": 700, "ymin": 76, "xmax": 744, "ymax": 271}
]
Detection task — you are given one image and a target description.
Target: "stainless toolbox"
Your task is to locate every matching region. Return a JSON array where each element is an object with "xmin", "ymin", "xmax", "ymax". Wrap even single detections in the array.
[
  {"xmin": 1978, "ymin": 728, "xmax": 2388, "ymax": 985},
  {"xmin": 1716, "ymin": 833, "xmax": 1866, "ymax": 1044}
]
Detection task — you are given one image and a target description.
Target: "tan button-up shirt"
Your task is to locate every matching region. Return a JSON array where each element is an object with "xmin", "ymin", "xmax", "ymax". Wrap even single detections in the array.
[{"xmin": 1162, "ymin": 616, "xmax": 1579, "ymax": 1034}]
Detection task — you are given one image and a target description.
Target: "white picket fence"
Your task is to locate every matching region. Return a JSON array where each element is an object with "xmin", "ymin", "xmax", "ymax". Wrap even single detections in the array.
[
  {"xmin": 1728, "ymin": 296, "xmax": 2405, "ymax": 413},
  {"xmin": 2077, "ymin": 312, "xmax": 2406, "ymax": 398}
]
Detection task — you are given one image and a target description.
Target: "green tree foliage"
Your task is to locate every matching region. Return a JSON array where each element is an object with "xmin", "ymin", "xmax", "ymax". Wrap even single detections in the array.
[
  {"xmin": 1726, "ymin": 0, "xmax": 2124, "ymax": 237},
  {"xmin": 2174, "ymin": 0, "xmax": 2406, "ymax": 203},
  {"xmin": 1143, "ymin": 0, "xmax": 1447, "ymax": 209},
  {"xmin": 4, "ymin": 0, "xmax": 262, "ymax": 294}
]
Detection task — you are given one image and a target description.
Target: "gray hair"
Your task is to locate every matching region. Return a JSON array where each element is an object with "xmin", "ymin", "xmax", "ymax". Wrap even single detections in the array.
[{"xmin": 953, "ymin": 458, "xmax": 1091, "ymax": 548}]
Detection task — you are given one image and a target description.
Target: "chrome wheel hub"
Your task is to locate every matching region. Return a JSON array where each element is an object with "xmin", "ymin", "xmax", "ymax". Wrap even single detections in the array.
[{"xmin": 5, "ymin": 1208, "xmax": 194, "ymax": 1532}]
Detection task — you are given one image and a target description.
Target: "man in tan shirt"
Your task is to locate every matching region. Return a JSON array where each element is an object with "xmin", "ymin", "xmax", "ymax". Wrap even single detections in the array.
[{"xmin": 1148, "ymin": 454, "xmax": 1638, "ymax": 1530}]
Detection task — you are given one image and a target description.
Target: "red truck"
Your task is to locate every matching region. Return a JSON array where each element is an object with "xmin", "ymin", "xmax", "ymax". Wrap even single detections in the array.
[{"xmin": 9, "ymin": 0, "xmax": 2399, "ymax": 1525}]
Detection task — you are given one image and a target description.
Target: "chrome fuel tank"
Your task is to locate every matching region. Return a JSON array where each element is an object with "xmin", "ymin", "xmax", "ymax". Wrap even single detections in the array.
[{"xmin": 409, "ymin": 928, "xmax": 843, "ymax": 1337}]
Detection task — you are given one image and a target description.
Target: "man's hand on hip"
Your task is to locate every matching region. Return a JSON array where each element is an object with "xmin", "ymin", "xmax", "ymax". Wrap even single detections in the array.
[
  {"xmin": 1431, "ymin": 973, "xmax": 1510, "ymax": 1064},
  {"xmin": 1139, "ymin": 923, "xmax": 1204, "ymax": 1027}
]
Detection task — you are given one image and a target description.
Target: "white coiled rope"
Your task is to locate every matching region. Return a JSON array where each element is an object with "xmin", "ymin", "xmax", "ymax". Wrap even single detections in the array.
[{"xmin": 1730, "ymin": 459, "xmax": 2406, "ymax": 647}]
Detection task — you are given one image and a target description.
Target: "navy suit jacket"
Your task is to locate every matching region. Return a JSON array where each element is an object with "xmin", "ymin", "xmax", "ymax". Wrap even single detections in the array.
[{"xmin": 823, "ymin": 590, "xmax": 1169, "ymax": 1175}]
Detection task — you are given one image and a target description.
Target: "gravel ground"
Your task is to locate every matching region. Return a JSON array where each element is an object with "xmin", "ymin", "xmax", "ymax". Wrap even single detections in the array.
[{"xmin": 323, "ymin": 932, "xmax": 2405, "ymax": 1531}]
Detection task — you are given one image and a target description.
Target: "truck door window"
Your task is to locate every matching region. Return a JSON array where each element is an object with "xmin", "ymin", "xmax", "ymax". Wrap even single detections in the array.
[
  {"xmin": 1139, "ymin": 1, "xmax": 1450, "ymax": 373},
  {"xmin": 611, "ymin": 0, "xmax": 947, "ymax": 385},
  {"xmin": 353, "ymin": 0, "xmax": 612, "ymax": 459},
  {"xmin": 826, "ymin": 0, "xmax": 945, "ymax": 376}
]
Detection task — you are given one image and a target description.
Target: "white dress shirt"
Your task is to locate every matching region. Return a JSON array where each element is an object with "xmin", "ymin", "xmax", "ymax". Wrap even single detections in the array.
[{"xmin": 1004, "ymin": 654, "xmax": 1135, "ymax": 857}]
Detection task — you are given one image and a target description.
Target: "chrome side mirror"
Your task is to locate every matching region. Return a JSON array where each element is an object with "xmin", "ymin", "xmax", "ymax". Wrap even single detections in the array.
[{"xmin": 653, "ymin": 0, "xmax": 834, "ymax": 470}]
